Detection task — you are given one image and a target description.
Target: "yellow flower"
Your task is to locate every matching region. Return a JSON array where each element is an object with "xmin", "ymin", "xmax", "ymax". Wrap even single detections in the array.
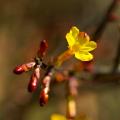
[
  {"xmin": 51, "ymin": 114, "xmax": 66, "ymax": 120},
  {"xmin": 66, "ymin": 26, "xmax": 97, "ymax": 61}
]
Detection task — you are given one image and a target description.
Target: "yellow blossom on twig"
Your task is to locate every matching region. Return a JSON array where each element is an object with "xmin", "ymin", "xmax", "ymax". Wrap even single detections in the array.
[
  {"xmin": 66, "ymin": 26, "xmax": 97, "ymax": 61},
  {"xmin": 55, "ymin": 26, "xmax": 97, "ymax": 67}
]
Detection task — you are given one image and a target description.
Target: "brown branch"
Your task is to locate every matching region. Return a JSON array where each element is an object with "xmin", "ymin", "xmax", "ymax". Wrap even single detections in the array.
[
  {"xmin": 111, "ymin": 38, "xmax": 120, "ymax": 73},
  {"xmin": 93, "ymin": 73, "xmax": 120, "ymax": 83},
  {"xmin": 92, "ymin": 0, "xmax": 117, "ymax": 41}
]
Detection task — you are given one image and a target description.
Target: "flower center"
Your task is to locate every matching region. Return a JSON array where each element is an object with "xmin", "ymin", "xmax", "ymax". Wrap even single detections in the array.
[{"xmin": 71, "ymin": 44, "xmax": 80, "ymax": 53}]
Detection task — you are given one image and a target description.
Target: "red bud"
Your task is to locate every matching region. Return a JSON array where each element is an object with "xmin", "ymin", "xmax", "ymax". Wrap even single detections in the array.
[
  {"xmin": 13, "ymin": 62, "xmax": 35, "ymax": 75},
  {"xmin": 39, "ymin": 89, "xmax": 48, "ymax": 106},
  {"xmin": 13, "ymin": 66, "xmax": 25, "ymax": 74},
  {"xmin": 28, "ymin": 77, "xmax": 38, "ymax": 92},
  {"xmin": 38, "ymin": 40, "xmax": 48, "ymax": 58},
  {"xmin": 28, "ymin": 66, "xmax": 40, "ymax": 92}
]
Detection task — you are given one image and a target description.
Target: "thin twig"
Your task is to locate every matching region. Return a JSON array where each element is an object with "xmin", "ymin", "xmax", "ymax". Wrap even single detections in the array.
[
  {"xmin": 92, "ymin": 0, "xmax": 117, "ymax": 41},
  {"xmin": 93, "ymin": 73, "xmax": 120, "ymax": 83},
  {"xmin": 111, "ymin": 38, "xmax": 120, "ymax": 73}
]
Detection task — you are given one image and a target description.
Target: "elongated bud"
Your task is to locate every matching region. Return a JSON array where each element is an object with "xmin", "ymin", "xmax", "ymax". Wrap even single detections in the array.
[
  {"xmin": 28, "ymin": 65, "xmax": 40, "ymax": 92},
  {"xmin": 39, "ymin": 75, "xmax": 51, "ymax": 106},
  {"xmin": 39, "ymin": 67, "xmax": 53, "ymax": 106},
  {"xmin": 13, "ymin": 66, "xmax": 25, "ymax": 74},
  {"xmin": 38, "ymin": 40, "xmax": 48, "ymax": 58},
  {"xmin": 13, "ymin": 62, "xmax": 35, "ymax": 74},
  {"xmin": 39, "ymin": 89, "xmax": 49, "ymax": 106}
]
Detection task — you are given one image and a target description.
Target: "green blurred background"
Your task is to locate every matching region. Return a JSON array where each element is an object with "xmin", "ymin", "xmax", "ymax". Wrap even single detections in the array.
[{"xmin": 0, "ymin": 0, "xmax": 120, "ymax": 120}]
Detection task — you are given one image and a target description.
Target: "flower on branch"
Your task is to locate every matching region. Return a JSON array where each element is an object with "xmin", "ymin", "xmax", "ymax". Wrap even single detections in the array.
[
  {"xmin": 55, "ymin": 26, "xmax": 97, "ymax": 67},
  {"xmin": 66, "ymin": 26, "xmax": 97, "ymax": 61},
  {"xmin": 13, "ymin": 26, "xmax": 97, "ymax": 107}
]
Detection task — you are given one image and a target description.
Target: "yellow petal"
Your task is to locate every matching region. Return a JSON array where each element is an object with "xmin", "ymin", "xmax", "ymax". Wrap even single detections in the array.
[
  {"xmin": 51, "ymin": 114, "xmax": 66, "ymax": 120},
  {"xmin": 66, "ymin": 33, "xmax": 75, "ymax": 47},
  {"xmin": 77, "ymin": 32, "xmax": 90, "ymax": 46},
  {"xmin": 75, "ymin": 51, "xmax": 93, "ymax": 61},
  {"xmin": 81, "ymin": 41, "xmax": 97, "ymax": 52},
  {"xmin": 70, "ymin": 26, "xmax": 79, "ymax": 39},
  {"xmin": 66, "ymin": 26, "xmax": 79, "ymax": 47}
]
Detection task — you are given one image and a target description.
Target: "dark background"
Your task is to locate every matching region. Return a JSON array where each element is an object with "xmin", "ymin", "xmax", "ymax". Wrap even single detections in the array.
[{"xmin": 0, "ymin": 0, "xmax": 120, "ymax": 120}]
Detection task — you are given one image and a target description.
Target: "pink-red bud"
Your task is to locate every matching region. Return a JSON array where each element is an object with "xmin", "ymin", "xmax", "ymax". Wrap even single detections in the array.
[
  {"xmin": 28, "ymin": 77, "xmax": 38, "ymax": 92},
  {"xmin": 39, "ymin": 89, "xmax": 48, "ymax": 106},
  {"xmin": 38, "ymin": 40, "xmax": 48, "ymax": 58},
  {"xmin": 28, "ymin": 66, "xmax": 40, "ymax": 92},
  {"xmin": 13, "ymin": 62, "xmax": 35, "ymax": 75},
  {"xmin": 13, "ymin": 66, "xmax": 25, "ymax": 74}
]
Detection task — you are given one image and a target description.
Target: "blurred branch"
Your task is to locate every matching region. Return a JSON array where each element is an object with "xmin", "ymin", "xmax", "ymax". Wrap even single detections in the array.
[
  {"xmin": 91, "ymin": 0, "xmax": 120, "ymax": 73},
  {"xmin": 92, "ymin": 0, "xmax": 117, "ymax": 41},
  {"xmin": 93, "ymin": 73, "xmax": 120, "ymax": 83},
  {"xmin": 6, "ymin": 72, "xmax": 120, "ymax": 120},
  {"xmin": 7, "ymin": 1, "xmax": 120, "ymax": 120},
  {"xmin": 111, "ymin": 36, "xmax": 120, "ymax": 73},
  {"xmin": 66, "ymin": 75, "xmax": 78, "ymax": 120}
]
